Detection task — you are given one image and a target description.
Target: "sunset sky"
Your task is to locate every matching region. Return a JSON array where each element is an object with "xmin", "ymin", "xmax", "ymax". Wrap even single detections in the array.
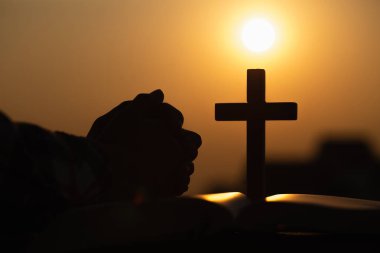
[{"xmin": 1, "ymin": 0, "xmax": 380, "ymax": 194}]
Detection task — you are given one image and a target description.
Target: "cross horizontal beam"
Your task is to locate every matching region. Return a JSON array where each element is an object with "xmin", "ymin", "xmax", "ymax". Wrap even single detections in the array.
[{"xmin": 215, "ymin": 102, "xmax": 297, "ymax": 121}]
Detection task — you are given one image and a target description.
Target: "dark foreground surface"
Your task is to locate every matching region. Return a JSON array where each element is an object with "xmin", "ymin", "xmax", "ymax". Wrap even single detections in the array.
[
  {"xmin": 4, "ymin": 230, "xmax": 380, "ymax": 252},
  {"xmin": 6, "ymin": 193, "xmax": 380, "ymax": 252},
  {"xmin": 65, "ymin": 232, "xmax": 380, "ymax": 252}
]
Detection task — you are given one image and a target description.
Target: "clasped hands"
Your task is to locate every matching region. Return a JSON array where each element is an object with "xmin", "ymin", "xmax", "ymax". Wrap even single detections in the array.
[{"xmin": 87, "ymin": 90, "xmax": 202, "ymax": 202}]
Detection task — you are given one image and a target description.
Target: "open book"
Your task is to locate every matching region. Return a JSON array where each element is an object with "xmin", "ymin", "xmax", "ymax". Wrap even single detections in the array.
[
  {"xmin": 194, "ymin": 192, "xmax": 380, "ymax": 234},
  {"xmin": 30, "ymin": 192, "xmax": 380, "ymax": 251}
]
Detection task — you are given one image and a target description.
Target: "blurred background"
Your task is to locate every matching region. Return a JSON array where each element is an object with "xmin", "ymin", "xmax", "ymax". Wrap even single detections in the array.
[{"xmin": 1, "ymin": 0, "xmax": 380, "ymax": 197}]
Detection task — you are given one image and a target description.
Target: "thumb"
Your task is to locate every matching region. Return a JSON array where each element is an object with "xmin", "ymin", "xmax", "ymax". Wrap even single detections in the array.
[
  {"xmin": 132, "ymin": 89, "xmax": 165, "ymax": 116},
  {"xmin": 150, "ymin": 89, "xmax": 164, "ymax": 103},
  {"xmin": 133, "ymin": 89, "xmax": 164, "ymax": 104}
]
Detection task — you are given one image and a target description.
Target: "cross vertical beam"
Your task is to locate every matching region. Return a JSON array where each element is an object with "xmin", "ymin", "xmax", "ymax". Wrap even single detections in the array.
[
  {"xmin": 247, "ymin": 69, "xmax": 266, "ymax": 201},
  {"xmin": 215, "ymin": 69, "xmax": 297, "ymax": 202},
  {"xmin": 247, "ymin": 69, "xmax": 265, "ymax": 103}
]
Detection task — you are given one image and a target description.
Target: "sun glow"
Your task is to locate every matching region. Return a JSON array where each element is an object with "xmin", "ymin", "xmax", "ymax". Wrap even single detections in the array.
[{"xmin": 241, "ymin": 18, "xmax": 275, "ymax": 53}]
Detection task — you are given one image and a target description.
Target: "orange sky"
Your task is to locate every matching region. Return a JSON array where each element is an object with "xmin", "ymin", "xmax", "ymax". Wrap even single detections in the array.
[{"xmin": 1, "ymin": 0, "xmax": 380, "ymax": 194}]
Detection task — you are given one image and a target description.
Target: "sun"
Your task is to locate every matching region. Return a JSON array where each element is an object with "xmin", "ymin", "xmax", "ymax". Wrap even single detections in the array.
[{"xmin": 241, "ymin": 18, "xmax": 275, "ymax": 53}]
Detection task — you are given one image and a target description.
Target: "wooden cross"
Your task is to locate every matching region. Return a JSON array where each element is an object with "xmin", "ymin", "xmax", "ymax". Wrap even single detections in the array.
[{"xmin": 215, "ymin": 69, "xmax": 297, "ymax": 202}]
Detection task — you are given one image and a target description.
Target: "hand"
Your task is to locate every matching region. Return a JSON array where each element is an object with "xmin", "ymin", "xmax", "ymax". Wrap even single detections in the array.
[{"xmin": 87, "ymin": 90, "xmax": 202, "ymax": 202}]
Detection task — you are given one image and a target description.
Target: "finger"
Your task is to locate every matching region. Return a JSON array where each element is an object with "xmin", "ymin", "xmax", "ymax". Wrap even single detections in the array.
[
  {"xmin": 181, "ymin": 129, "xmax": 202, "ymax": 149},
  {"xmin": 177, "ymin": 162, "xmax": 194, "ymax": 195},
  {"xmin": 186, "ymin": 162, "xmax": 195, "ymax": 175},
  {"xmin": 179, "ymin": 129, "xmax": 202, "ymax": 161},
  {"xmin": 157, "ymin": 103, "xmax": 184, "ymax": 132},
  {"xmin": 87, "ymin": 101, "xmax": 132, "ymax": 139}
]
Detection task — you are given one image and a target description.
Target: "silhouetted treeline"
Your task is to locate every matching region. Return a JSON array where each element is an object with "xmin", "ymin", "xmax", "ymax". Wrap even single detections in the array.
[{"xmin": 208, "ymin": 138, "xmax": 380, "ymax": 201}]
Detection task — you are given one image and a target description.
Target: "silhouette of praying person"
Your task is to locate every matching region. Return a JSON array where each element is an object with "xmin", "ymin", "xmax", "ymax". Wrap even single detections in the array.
[{"xmin": 0, "ymin": 89, "xmax": 201, "ymax": 249}]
